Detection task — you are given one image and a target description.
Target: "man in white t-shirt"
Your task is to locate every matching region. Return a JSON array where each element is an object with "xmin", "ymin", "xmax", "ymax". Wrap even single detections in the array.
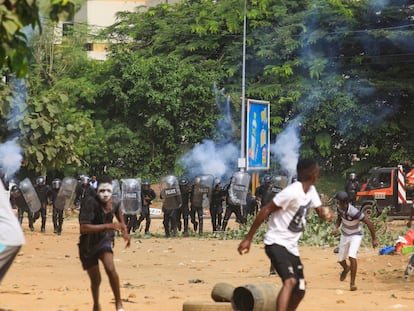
[
  {"xmin": 0, "ymin": 181, "xmax": 25, "ymax": 284},
  {"xmin": 238, "ymin": 158, "xmax": 333, "ymax": 311}
]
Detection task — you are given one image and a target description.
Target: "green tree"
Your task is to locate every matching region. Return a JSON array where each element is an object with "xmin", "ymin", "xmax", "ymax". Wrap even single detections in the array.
[
  {"xmin": 6, "ymin": 86, "xmax": 93, "ymax": 175},
  {"xmin": 0, "ymin": 0, "xmax": 75, "ymax": 77},
  {"xmin": 92, "ymin": 53, "xmax": 222, "ymax": 176}
]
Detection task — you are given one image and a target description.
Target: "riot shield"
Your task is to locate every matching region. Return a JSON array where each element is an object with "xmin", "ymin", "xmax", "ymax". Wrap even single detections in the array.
[
  {"xmin": 160, "ymin": 175, "xmax": 182, "ymax": 210},
  {"xmin": 228, "ymin": 171, "xmax": 251, "ymax": 205},
  {"xmin": 274, "ymin": 175, "xmax": 289, "ymax": 190},
  {"xmin": 19, "ymin": 177, "xmax": 41, "ymax": 213},
  {"xmin": 261, "ymin": 175, "xmax": 289, "ymax": 205},
  {"xmin": 121, "ymin": 178, "xmax": 142, "ymax": 215},
  {"xmin": 55, "ymin": 177, "xmax": 77, "ymax": 211},
  {"xmin": 112, "ymin": 179, "xmax": 121, "ymax": 211},
  {"xmin": 191, "ymin": 174, "xmax": 214, "ymax": 208}
]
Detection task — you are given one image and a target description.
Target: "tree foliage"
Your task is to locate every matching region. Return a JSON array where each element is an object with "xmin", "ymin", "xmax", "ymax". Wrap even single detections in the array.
[
  {"xmin": 2, "ymin": 0, "xmax": 414, "ymax": 179},
  {"xmin": 0, "ymin": 0, "xmax": 75, "ymax": 77}
]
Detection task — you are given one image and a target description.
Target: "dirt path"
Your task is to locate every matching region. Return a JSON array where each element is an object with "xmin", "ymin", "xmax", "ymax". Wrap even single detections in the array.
[{"xmin": 1, "ymin": 215, "xmax": 414, "ymax": 311}]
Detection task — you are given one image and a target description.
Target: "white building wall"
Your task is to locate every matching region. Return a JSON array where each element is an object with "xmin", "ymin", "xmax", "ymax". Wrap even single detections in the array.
[
  {"xmin": 73, "ymin": 0, "xmax": 178, "ymax": 59},
  {"xmin": 75, "ymin": 0, "xmax": 147, "ymax": 28}
]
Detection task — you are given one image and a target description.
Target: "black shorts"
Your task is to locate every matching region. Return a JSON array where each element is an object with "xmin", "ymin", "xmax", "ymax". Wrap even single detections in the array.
[
  {"xmin": 79, "ymin": 240, "xmax": 113, "ymax": 270},
  {"xmin": 265, "ymin": 243, "xmax": 304, "ymax": 284}
]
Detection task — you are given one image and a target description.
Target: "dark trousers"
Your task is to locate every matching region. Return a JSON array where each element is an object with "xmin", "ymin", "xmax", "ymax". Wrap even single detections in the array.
[
  {"xmin": 191, "ymin": 206, "xmax": 204, "ymax": 234},
  {"xmin": 210, "ymin": 205, "xmax": 223, "ymax": 232},
  {"xmin": 124, "ymin": 214, "xmax": 137, "ymax": 234},
  {"xmin": 34, "ymin": 203, "xmax": 47, "ymax": 231},
  {"xmin": 136, "ymin": 205, "xmax": 151, "ymax": 233},
  {"xmin": 222, "ymin": 204, "xmax": 246, "ymax": 231},
  {"xmin": 18, "ymin": 206, "xmax": 34, "ymax": 230},
  {"xmin": 163, "ymin": 208, "xmax": 177, "ymax": 237},
  {"xmin": 182, "ymin": 205, "xmax": 190, "ymax": 233},
  {"xmin": 52, "ymin": 207, "xmax": 64, "ymax": 234}
]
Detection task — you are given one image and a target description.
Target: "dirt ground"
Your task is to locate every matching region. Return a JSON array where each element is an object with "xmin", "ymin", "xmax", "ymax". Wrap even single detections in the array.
[{"xmin": 1, "ymin": 209, "xmax": 414, "ymax": 311}]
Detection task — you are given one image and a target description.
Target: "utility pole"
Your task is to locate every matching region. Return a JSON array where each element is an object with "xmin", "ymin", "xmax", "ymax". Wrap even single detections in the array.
[{"xmin": 239, "ymin": 0, "xmax": 247, "ymax": 172}]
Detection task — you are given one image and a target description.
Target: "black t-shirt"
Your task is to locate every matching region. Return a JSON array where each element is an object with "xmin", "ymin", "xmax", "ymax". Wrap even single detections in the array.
[{"xmin": 78, "ymin": 195, "xmax": 119, "ymax": 258}]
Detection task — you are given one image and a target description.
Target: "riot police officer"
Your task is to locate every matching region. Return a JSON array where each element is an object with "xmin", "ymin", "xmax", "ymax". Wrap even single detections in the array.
[
  {"xmin": 221, "ymin": 177, "xmax": 247, "ymax": 231},
  {"xmin": 10, "ymin": 184, "xmax": 34, "ymax": 231},
  {"xmin": 190, "ymin": 175, "xmax": 214, "ymax": 235},
  {"xmin": 345, "ymin": 173, "xmax": 360, "ymax": 205},
  {"xmin": 74, "ymin": 175, "xmax": 96, "ymax": 209},
  {"xmin": 135, "ymin": 180, "xmax": 156, "ymax": 234},
  {"xmin": 160, "ymin": 175, "xmax": 181, "ymax": 237},
  {"xmin": 34, "ymin": 176, "xmax": 53, "ymax": 233},
  {"xmin": 254, "ymin": 175, "xmax": 272, "ymax": 213},
  {"xmin": 51, "ymin": 178, "xmax": 64, "ymax": 235},
  {"xmin": 210, "ymin": 178, "xmax": 225, "ymax": 232},
  {"xmin": 178, "ymin": 177, "xmax": 192, "ymax": 236}
]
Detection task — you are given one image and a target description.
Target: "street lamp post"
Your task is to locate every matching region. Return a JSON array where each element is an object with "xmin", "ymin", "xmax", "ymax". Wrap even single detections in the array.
[{"xmin": 240, "ymin": 0, "xmax": 247, "ymax": 171}]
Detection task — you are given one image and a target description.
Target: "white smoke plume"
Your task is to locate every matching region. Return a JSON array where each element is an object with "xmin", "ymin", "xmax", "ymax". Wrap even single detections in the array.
[
  {"xmin": 0, "ymin": 140, "xmax": 23, "ymax": 178},
  {"xmin": 270, "ymin": 118, "xmax": 302, "ymax": 178},
  {"xmin": 180, "ymin": 140, "xmax": 238, "ymax": 182},
  {"xmin": 1, "ymin": 78, "xmax": 27, "ymax": 179},
  {"xmin": 179, "ymin": 87, "xmax": 239, "ymax": 182}
]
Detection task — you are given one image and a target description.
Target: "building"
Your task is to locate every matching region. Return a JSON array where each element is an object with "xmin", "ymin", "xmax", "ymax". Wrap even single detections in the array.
[{"xmin": 68, "ymin": 0, "xmax": 180, "ymax": 60}]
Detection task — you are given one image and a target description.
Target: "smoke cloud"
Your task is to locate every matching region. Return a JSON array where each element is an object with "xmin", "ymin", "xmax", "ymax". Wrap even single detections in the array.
[
  {"xmin": 0, "ymin": 140, "xmax": 23, "ymax": 178},
  {"xmin": 1, "ymin": 78, "xmax": 27, "ymax": 179},
  {"xmin": 179, "ymin": 88, "xmax": 239, "ymax": 182},
  {"xmin": 270, "ymin": 118, "xmax": 302, "ymax": 178}
]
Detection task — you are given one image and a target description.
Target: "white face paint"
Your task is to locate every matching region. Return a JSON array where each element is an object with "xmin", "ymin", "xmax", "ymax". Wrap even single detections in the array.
[{"xmin": 97, "ymin": 182, "xmax": 113, "ymax": 203}]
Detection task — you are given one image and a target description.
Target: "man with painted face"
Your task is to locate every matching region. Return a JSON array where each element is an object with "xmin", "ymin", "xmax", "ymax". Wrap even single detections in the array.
[{"xmin": 78, "ymin": 175, "xmax": 130, "ymax": 311}]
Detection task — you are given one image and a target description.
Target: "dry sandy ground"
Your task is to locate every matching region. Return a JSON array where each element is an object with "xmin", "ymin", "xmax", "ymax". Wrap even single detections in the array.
[{"xmin": 1, "ymin": 211, "xmax": 414, "ymax": 311}]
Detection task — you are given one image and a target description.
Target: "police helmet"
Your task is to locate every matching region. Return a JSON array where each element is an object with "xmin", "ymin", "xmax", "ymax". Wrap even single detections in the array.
[
  {"xmin": 142, "ymin": 179, "xmax": 151, "ymax": 185},
  {"xmin": 349, "ymin": 173, "xmax": 356, "ymax": 180},
  {"xmin": 80, "ymin": 175, "xmax": 90, "ymax": 185},
  {"xmin": 179, "ymin": 177, "xmax": 189, "ymax": 186},
  {"xmin": 52, "ymin": 178, "xmax": 62, "ymax": 190},
  {"xmin": 263, "ymin": 175, "xmax": 272, "ymax": 183},
  {"xmin": 213, "ymin": 178, "xmax": 221, "ymax": 187},
  {"xmin": 36, "ymin": 176, "xmax": 45, "ymax": 185},
  {"xmin": 10, "ymin": 185, "xmax": 21, "ymax": 198}
]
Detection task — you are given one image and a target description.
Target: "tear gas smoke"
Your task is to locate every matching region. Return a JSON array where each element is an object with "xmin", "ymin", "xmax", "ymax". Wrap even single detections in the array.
[
  {"xmin": 0, "ymin": 140, "xmax": 23, "ymax": 178},
  {"xmin": 179, "ymin": 87, "xmax": 239, "ymax": 182},
  {"xmin": 1, "ymin": 78, "xmax": 27, "ymax": 179},
  {"xmin": 270, "ymin": 118, "xmax": 301, "ymax": 179},
  {"xmin": 180, "ymin": 140, "xmax": 238, "ymax": 182}
]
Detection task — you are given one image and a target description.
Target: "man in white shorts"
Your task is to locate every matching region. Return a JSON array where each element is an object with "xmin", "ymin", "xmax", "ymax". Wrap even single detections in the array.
[{"xmin": 333, "ymin": 191, "xmax": 378, "ymax": 291}]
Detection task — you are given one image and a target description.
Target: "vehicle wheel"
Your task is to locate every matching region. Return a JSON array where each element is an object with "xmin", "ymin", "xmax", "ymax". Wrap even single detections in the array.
[
  {"xmin": 182, "ymin": 300, "xmax": 233, "ymax": 311},
  {"xmin": 361, "ymin": 204, "xmax": 375, "ymax": 218}
]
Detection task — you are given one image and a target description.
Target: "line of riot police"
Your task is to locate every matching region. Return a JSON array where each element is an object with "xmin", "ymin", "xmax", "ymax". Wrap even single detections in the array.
[
  {"xmin": 9, "ymin": 175, "xmax": 80, "ymax": 235},
  {"xmin": 7, "ymin": 170, "xmax": 289, "ymax": 237},
  {"xmin": 157, "ymin": 171, "xmax": 253, "ymax": 237}
]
